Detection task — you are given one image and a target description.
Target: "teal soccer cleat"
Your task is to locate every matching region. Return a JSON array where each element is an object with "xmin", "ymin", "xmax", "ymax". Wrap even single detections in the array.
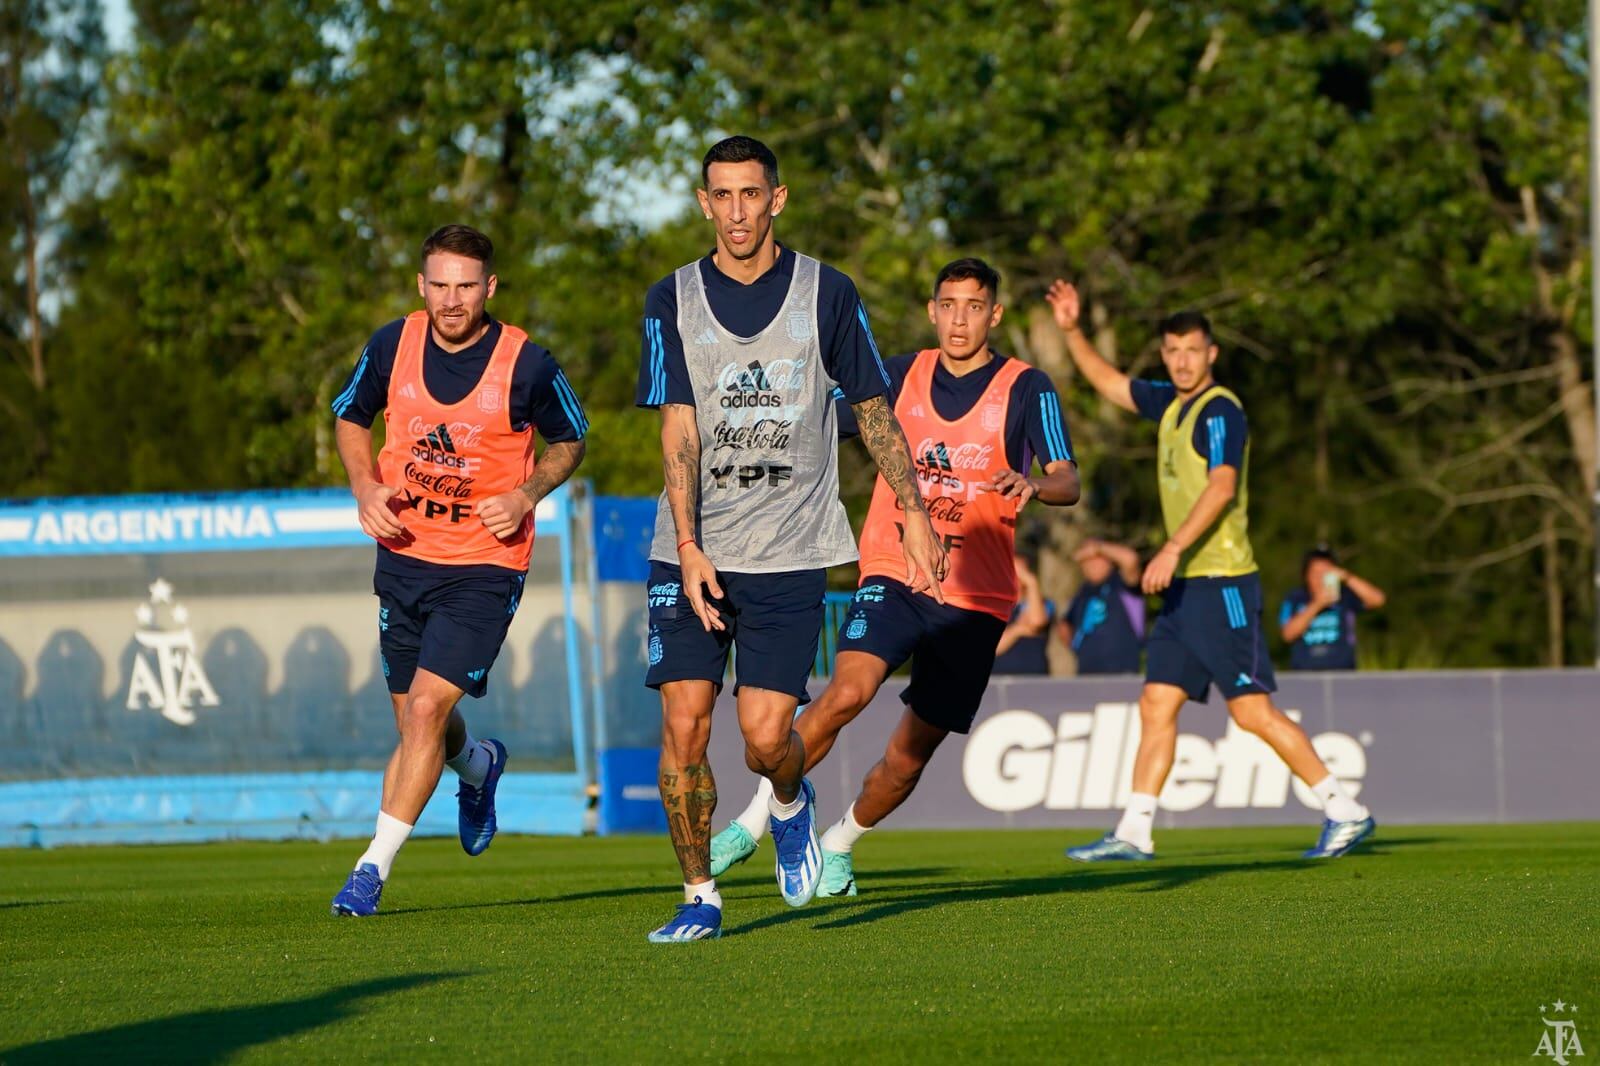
[
  {"xmin": 818, "ymin": 849, "xmax": 857, "ymax": 897},
  {"xmin": 710, "ymin": 822, "xmax": 758, "ymax": 878},
  {"xmin": 1303, "ymin": 816, "xmax": 1376, "ymax": 859},
  {"xmin": 1065, "ymin": 833, "xmax": 1155, "ymax": 862}
]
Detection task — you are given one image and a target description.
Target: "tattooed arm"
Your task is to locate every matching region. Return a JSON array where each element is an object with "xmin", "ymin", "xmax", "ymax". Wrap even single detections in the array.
[
  {"xmin": 476, "ymin": 439, "xmax": 586, "ymax": 539},
  {"xmin": 661, "ymin": 403, "xmax": 724, "ymax": 631},
  {"xmin": 851, "ymin": 394, "xmax": 949, "ymax": 602}
]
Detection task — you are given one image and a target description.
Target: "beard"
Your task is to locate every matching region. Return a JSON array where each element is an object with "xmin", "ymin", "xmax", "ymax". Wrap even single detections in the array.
[{"xmin": 430, "ymin": 307, "xmax": 483, "ymax": 344}]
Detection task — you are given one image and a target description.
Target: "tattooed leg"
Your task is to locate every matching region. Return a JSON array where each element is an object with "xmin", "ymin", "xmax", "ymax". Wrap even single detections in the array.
[{"xmin": 659, "ymin": 680, "xmax": 717, "ymax": 882}]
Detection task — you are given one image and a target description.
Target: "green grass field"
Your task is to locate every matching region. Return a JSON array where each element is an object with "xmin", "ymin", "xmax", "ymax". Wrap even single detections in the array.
[{"xmin": 2, "ymin": 824, "xmax": 1596, "ymax": 1063}]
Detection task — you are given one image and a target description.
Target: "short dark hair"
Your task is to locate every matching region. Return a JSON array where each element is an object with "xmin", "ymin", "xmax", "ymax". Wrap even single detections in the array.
[
  {"xmin": 421, "ymin": 224, "xmax": 494, "ymax": 273},
  {"xmin": 1158, "ymin": 310, "xmax": 1213, "ymax": 343},
  {"xmin": 1301, "ymin": 545, "xmax": 1339, "ymax": 580},
  {"xmin": 702, "ymin": 135, "xmax": 779, "ymax": 188},
  {"xmin": 933, "ymin": 257, "xmax": 1001, "ymax": 302}
]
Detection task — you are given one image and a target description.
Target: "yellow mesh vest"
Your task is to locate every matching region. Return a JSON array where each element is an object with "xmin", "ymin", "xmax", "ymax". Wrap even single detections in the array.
[{"xmin": 1157, "ymin": 383, "xmax": 1256, "ymax": 578}]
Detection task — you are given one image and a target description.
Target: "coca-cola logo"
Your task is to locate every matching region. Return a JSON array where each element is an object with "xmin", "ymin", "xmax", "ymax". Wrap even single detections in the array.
[
  {"xmin": 713, "ymin": 419, "xmax": 793, "ymax": 451},
  {"xmin": 914, "ymin": 438, "xmax": 994, "ymax": 471},
  {"xmin": 717, "ymin": 358, "xmax": 807, "ymax": 393},
  {"xmin": 925, "ymin": 495, "xmax": 967, "ymax": 523},
  {"xmin": 404, "ymin": 463, "xmax": 476, "ymax": 498},
  {"xmin": 405, "ymin": 417, "xmax": 486, "ymax": 449}
]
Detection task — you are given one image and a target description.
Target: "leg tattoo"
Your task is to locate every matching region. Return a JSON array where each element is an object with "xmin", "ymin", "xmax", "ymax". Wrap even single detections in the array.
[{"xmin": 660, "ymin": 763, "xmax": 717, "ymax": 882}]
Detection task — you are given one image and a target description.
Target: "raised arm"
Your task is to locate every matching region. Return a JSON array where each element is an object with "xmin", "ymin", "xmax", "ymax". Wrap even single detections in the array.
[
  {"xmin": 1341, "ymin": 569, "xmax": 1387, "ymax": 610},
  {"xmin": 661, "ymin": 403, "xmax": 724, "ymax": 631},
  {"xmin": 852, "ymin": 394, "xmax": 948, "ymax": 602},
  {"xmin": 1083, "ymin": 538, "xmax": 1144, "ymax": 586},
  {"xmin": 1046, "ymin": 280, "xmax": 1135, "ymax": 413}
]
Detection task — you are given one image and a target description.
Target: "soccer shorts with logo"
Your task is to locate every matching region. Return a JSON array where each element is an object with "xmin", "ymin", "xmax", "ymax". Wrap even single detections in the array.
[
  {"xmin": 644, "ymin": 561, "xmax": 826, "ymax": 703},
  {"xmin": 834, "ymin": 575, "xmax": 1007, "ymax": 734},
  {"xmin": 373, "ymin": 548, "xmax": 525, "ymax": 699},
  {"xmin": 1145, "ymin": 573, "xmax": 1277, "ymax": 702}
]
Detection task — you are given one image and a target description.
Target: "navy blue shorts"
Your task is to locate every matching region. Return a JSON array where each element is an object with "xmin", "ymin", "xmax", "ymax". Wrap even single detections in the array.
[
  {"xmin": 1145, "ymin": 573, "xmax": 1276, "ymax": 703},
  {"xmin": 644, "ymin": 561, "xmax": 826, "ymax": 703},
  {"xmin": 835, "ymin": 576, "xmax": 1007, "ymax": 734},
  {"xmin": 374, "ymin": 548, "xmax": 524, "ymax": 699}
]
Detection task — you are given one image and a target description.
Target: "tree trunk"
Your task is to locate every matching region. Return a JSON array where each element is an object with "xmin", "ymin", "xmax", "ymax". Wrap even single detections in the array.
[{"xmin": 1542, "ymin": 508, "xmax": 1563, "ymax": 667}]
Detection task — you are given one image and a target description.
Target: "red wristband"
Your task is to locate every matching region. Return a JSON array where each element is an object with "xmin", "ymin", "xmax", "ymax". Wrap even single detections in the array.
[{"xmin": 677, "ymin": 538, "xmax": 697, "ymax": 552}]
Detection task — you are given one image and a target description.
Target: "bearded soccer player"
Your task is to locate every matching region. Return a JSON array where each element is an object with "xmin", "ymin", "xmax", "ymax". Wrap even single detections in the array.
[
  {"xmin": 636, "ymin": 136, "xmax": 947, "ymax": 942},
  {"xmin": 1047, "ymin": 280, "xmax": 1374, "ymax": 861},
  {"xmin": 327, "ymin": 225, "xmax": 587, "ymax": 915},
  {"xmin": 710, "ymin": 258, "xmax": 1080, "ymax": 896}
]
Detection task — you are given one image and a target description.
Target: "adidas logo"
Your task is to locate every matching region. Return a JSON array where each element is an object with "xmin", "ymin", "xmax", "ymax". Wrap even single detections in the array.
[
  {"xmin": 467, "ymin": 668, "xmax": 486, "ymax": 682},
  {"xmin": 399, "ymin": 383, "xmax": 418, "ymax": 399},
  {"xmin": 919, "ymin": 443, "xmax": 954, "ymax": 471},
  {"xmin": 695, "ymin": 328, "xmax": 719, "ymax": 346},
  {"xmin": 409, "ymin": 424, "xmax": 467, "ymax": 469},
  {"xmin": 726, "ymin": 360, "xmax": 773, "ymax": 392},
  {"xmin": 962, "ymin": 703, "xmax": 1368, "ymax": 813}
]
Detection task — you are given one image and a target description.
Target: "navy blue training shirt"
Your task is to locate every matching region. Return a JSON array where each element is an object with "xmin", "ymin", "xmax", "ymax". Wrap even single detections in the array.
[
  {"xmin": 332, "ymin": 315, "xmax": 587, "ymax": 443},
  {"xmin": 634, "ymin": 246, "xmax": 890, "ymax": 408},
  {"xmin": 1280, "ymin": 586, "xmax": 1365, "ymax": 670},
  {"xmin": 1065, "ymin": 570, "xmax": 1146, "ymax": 674},
  {"xmin": 1128, "ymin": 379, "xmax": 1247, "ymax": 470},
  {"xmin": 993, "ymin": 599, "xmax": 1057, "ymax": 675}
]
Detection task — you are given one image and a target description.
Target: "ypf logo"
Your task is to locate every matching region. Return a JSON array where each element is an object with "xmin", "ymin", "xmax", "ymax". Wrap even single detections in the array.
[
  {"xmin": 961, "ymin": 703, "xmax": 1368, "ymax": 813},
  {"xmin": 126, "ymin": 579, "xmax": 219, "ymax": 726}
]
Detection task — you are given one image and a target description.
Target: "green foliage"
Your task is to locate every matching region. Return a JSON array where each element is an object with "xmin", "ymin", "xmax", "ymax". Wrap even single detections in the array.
[{"xmin": 15, "ymin": 0, "xmax": 1598, "ymax": 665}]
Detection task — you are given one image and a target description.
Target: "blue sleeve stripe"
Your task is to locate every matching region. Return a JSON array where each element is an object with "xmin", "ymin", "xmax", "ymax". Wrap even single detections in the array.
[
  {"xmin": 1207, "ymin": 415, "xmax": 1226, "ymax": 467},
  {"xmin": 553, "ymin": 369, "xmax": 589, "ymax": 436},
  {"xmin": 1040, "ymin": 393, "xmax": 1072, "ymax": 462},
  {"xmin": 653, "ymin": 318, "xmax": 667, "ymax": 406},
  {"xmin": 331, "ymin": 347, "xmax": 369, "ymax": 415},
  {"xmin": 856, "ymin": 303, "xmax": 891, "ymax": 389},
  {"xmin": 645, "ymin": 318, "xmax": 665, "ymax": 406}
]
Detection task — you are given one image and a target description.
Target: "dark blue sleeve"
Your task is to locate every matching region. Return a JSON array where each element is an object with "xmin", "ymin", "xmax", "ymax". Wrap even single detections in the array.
[
  {"xmin": 518, "ymin": 345, "xmax": 587, "ymax": 443},
  {"xmin": 635, "ymin": 279, "xmax": 694, "ymax": 408},
  {"xmin": 1129, "ymin": 379, "xmax": 1177, "ymax": 423},
  {"xmin": 1279, "ymin": 589, "xmax": 1307, "ymax": 627},
  {"xmin": 836, "ymin": 353, "xmax": 911, "ymax": 440},
  {"xmin": 331, "ymin": 320, "xmax": 403, "ymax": 428},
  {"xmin": 817, "ymin": 266, "xmax": 890, "ymax": 404},
  {"xmin": 1341, "ymin": 586, "xmax": 1367, "ymax": 615},
  {"xmin": 1015, "ymin": 368, "xmax": 1075, "ymax": 468},
  {"xmin": 1192, "ymin": 396, "xmax": 1248, "ymax": 470},
  {"xmin": 1065, "ymin": 585, "xmax": 1090, "ymax": 628}
]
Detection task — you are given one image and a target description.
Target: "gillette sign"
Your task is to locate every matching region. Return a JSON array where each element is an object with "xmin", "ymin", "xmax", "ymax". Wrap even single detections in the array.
[{"xmin": 962, "ymin": 703, "xmax": 1368, "ymax": 813}]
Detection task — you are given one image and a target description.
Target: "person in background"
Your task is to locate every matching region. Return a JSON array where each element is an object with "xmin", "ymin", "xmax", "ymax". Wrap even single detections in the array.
[
  {"xmin": 1279, "ymin": 547, "xmax": 1386, "ymax": 671},
  {"xmin": 1060, "ymin": 538, "xmax": 1146, "ymax": 675},
  {"xmin": 992, "ymin": 553, "xmax": 1053, "ymax": 675}
]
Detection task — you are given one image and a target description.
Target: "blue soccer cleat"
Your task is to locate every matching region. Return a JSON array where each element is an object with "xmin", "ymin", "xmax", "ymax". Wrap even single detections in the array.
[
  {"xmin": 331, "ymin": 862, "xmax": 384, "ymax": 917},
  {"xmin": 1066, "ymin": 833, "xmax": 1155, "ymax": 862},
  {"xmin": 457, "ymin": 739, "xmax": 507, "ymax": 856},
  {"xmin": 710, "ymin": 822, "xmax": 759, "ymax": 877},
  {"xmin": 1303, "ymin": 816, "xmax": 1376, "ymax": 859},
  {"xmin": 646, "ymin": 897, "xmax": 722, "ymax": 943},
  {"xmin": 771, "ymin": 778, "xmax": 822, "ymax": 907}
]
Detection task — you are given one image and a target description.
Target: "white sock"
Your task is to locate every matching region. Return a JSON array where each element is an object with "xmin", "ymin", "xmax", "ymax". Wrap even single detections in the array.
[
  {"xmin": 446, "ymin": 735, "xmax": 493, "ymax": 788},
  {"xmin": 768, "ymin": 784, "xmax": 805, "ymax": 822},
  {"xmin": 685, "ymin": 879, "xmax": 722, "ymax": 910},
  {"xmin": 735, "ymin": 778, "xmax": 774, "ymax": 840},
  {"xmin": 1313, "ymin": 776, "xmax": 1369, "ymax": 823},
  {"xmin": 819, "ymin": 803, "xmax": 872, "ymax": 854},
  {"xmin": 356, "ymin": 811, "xmax": 413, "ymax": 881},
  {"xmin": 1114, "ymin": 792, "xmax": 1159, "ymax": 852}
]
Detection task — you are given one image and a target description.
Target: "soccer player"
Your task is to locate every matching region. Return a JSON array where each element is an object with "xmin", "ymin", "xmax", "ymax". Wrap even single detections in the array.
[
  {"xmin": 635, "ymin": 136, "xmax": 946, "ymax": 942},
  {"xmin": 1059, "ymin": 538, "xmax": 1146, "ymax": 675},
  {"xmin": 1047, "ymin": 281, "xmax": 1374, "ymax": 860},
  {"xmin": 710, "ymin": 257, "xmax": 1080, "ymax": 896},
  {"xmin": 327, "ymin": 225, "xmax": 587, "ymax": 915},
  {"xmin": 1279, "ymin": 546, "xmax": 1387, "ymax": 670}
]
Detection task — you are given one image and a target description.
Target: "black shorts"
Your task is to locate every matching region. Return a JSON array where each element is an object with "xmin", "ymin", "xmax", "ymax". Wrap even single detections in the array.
[
  {"xmin": 644, "ymin": 561, "xmax": 826, "ymax": 704},
  {"xmin": 374, "ymin": 549, "xmax": 524, "ymax": 699},
  {"xmin": 1145, "ymin": 573, "xmax": 1276, "ymax": 703},
  {"xmin": 835, "ymin": 576, "xmax": 1007, "ymax": 734}
]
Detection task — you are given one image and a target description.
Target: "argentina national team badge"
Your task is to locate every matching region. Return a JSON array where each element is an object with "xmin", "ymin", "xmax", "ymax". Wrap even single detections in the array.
[
  {"xmin": 981, "ymin": 404, "xmax": 1004, "ymax": 432},
  {"xmin": 786, "ymin": 309, "xmax": 813, "ymax": 341},
  {"xmin": 845, "ymin": 615, "xmax": 868, "ymax": 640},
  {"xmin": 478, "ymin": 384, "xmax": 504, "ymax": 414}
]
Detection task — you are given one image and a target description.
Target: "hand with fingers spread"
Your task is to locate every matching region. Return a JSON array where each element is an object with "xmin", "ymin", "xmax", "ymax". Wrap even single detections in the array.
[
  {"xmin": 900, "ymin": 510, "xmax": 948, "ymax": 604},
  {"xmin": 980, "ymin": 468, "xmax": 1039, "ymax": 507},
  {"xmin": 678, "ymin": 543, "xmax": 726, "ymax": 632},
  {"xmin": 475, "ymin": 490, "xmax": 532, "ymax": 540},
  {"xmin": 1046, "ymin": 279, "xmax": 1081, "ymax": 333},
  {"xmin": 354, "ymin": 482, "xmax": 408, "ymax": 541}
]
